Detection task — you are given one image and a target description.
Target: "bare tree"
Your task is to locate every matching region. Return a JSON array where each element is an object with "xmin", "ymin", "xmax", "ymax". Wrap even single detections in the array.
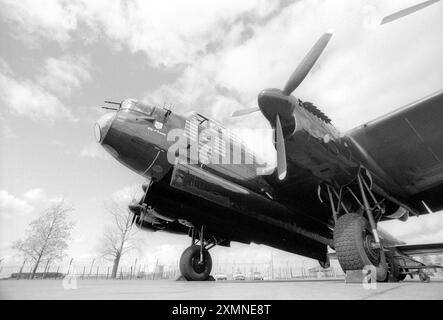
[
  {"xmin": 12, "ymin": 200, "xmax": 74, "ymax": 279},
  {"xmin": 99, "ymin": 194, "xmax": 140, "ymax": 279}
]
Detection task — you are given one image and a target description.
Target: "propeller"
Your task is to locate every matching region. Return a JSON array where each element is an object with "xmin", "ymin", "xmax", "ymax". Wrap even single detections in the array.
[
  {"xmin": 231, "ymin": 33, "xmax": 333, "ymax": 180},
  {"xmin": 231, "ymin": 107, "xmax": 260, "ymax": 117},
  {"xmin": 231, "ymin": 33, "xmax": 332, "ymax": 119},
  {"xmin": 381, "ymin": 0, "xmax": 441, "ymax": 24},
  {"xmin": 282, "ymin": 33, "xmax": 332, "ymax": 96},
  {"xmin": 129, "ymin": 182, "xmax": 151, "ymax": 227},
  {"xmin": 275, "ymin": 114, "xmax": 287, "ymax": 180},
  {"xmin": 130, "ymin": 210, "xmax": 137, "ymax": 226}
]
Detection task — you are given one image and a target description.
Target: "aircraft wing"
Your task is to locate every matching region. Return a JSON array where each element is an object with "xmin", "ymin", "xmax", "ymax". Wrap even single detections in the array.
[
  {"xmin": 387, "ymin": 243, "xmax": 443, "ymax": 256},
  {"xmin": 348, "ymin": 90, "xmax": 443, "ymax": 213}
]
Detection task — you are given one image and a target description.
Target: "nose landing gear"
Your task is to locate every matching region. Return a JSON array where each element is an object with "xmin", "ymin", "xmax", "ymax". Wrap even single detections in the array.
[
  {"xmin": 179, "ymin": 226, "xmax": 216, "ymax": 281},
  {"xmin": 179, "ymin": 245, "xmax": 212, "ymax": 281}
]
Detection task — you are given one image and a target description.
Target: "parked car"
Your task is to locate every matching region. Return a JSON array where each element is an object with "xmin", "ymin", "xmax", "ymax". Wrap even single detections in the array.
[
  {"xmin": 215, "ymin": 274, "xmax": 228, "ymax": 281},
  {"xmin": 252, "ymin": 272, "xmax": 264, "ymax": 280},
  {"xmin": 233, "ymin": 273, "xmax": 246, "ymax": 280}
]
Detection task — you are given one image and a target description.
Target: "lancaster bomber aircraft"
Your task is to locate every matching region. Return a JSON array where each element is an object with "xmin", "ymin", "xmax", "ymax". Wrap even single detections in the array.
[{"xmin": 95, "ymin": 1, "xmax": 443, "ymax": 282}]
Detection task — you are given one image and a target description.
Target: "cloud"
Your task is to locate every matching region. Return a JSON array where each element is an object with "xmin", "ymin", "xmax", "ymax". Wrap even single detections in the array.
[
  {"xmin": 4, "ymin": 0, "xmax": 441, "ymax": 130},
  {"xmin": 173, "ymin": 0, "xmax": 443, "ymax": 131},
  {"xmin": 0, "ymin": 0, "xmax": 79, "ymax": 45},
  {"xmin": 1, "ymin": 0, "xmax": 280, "ymax": 66},
  {"xmin": 2, "ymin": 1, "xmax": 441, "ymax": 126},
  {"xmin": 22, "ymin": 188, "xmax": 47, "ymax": 203},
  {"xmin": 0, "ymin": 55, "xmax": 88, "ymax": 122},
  {"xmin": 0, "ymin": 188, "xmax": 64, "ymax": 219},
  {"xmin": 38, "ymin": 55, "xmax": 91, "ymax": 96},
  {"xmin": 79, "ymin": 142, "xmax": 111, "ymax": 160},
  {"xmin": 134, "ymin": 0, "xmax": 443, "ymax": 164},
  {"xmin": 111, "ymin": 184, "xmax": 144, "ymax": 205},
  {"xmin": 0, "ymin": 125, "xmax": 17, "ymax": 139},
  {"xmin": 0, "ymin": 190, "xmax": 34, "ymax": 219},
  {"xmin": 407, "ymin": 229, "xmax": 443, "ymax": 245},
  {"xmin": 77, "ymin": 0, "xmax": 281, "ymax": 68},
  {"xmin": 0, "ymin": 71, "xmax": 74, "ymax": 121},
  {"xmin": 381, "ymin": 211, "xmax": 443, "ymax": 244}
]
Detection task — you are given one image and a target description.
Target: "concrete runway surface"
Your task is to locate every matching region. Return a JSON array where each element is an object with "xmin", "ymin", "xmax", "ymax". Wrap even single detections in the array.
[{"xmin": 1, "ymin": 279, "xmax": 442, "ymax": 300}]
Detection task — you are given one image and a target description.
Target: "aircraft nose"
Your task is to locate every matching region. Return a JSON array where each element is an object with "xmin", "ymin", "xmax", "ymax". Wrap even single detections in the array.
[{"xmin": 94, "ymin": 112, "xmax": 115, "ymax": 143}]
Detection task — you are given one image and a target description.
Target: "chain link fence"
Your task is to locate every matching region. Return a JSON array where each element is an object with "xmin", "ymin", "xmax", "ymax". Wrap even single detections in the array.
[{"xmin": 0, "ymin": 261, "xmax": 180, "ymax": 280}]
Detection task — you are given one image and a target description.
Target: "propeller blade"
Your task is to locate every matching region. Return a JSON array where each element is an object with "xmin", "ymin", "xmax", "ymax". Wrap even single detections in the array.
[
  {"xmin": 130, "ymin": 212, "xmax": 137, "ymax": 226},
  {"xmin": 283, "ymin": 33, "xmax": 332, "ymax": 96},
  {"xmin": 231, "ymin": 107, "xmax": 260, "ymax": 117},
  {"xmin": 381, "ymin": 0, "xmax": 440, "ymax": 25},
  {"xmin": 275, "ymin": 114, "xmax": 287, "ymax": 180}
]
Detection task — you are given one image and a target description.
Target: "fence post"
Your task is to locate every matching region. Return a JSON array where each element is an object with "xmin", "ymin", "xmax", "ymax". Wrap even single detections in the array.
[
  {"xmin": 133, "ymin": 258, "xmax": 137, "ymax": 279},
  {"xmin": 106, "ymin": 267, "xmax": 109, "ymax": 280},
  {"xmin": 88, "ymin": 258, "xmax": 95, "ymax": 277},
  {"xmin": 153, "ymin": 259, "xmax": 158, "ymax": 280},
  {"xmin": 82, "ymin": 266, "xmax": 86, "ymax": 280},
  {"xmin": 43, "ymin": 260, "xmax": 51, "ymax": 279},
  {"xmin": 130, "ymin": 266, "xmax": 133, "ymax": 280},
  {"xmin": 56, "ymin": 266, "xmax": 60, "ymax": 279}
]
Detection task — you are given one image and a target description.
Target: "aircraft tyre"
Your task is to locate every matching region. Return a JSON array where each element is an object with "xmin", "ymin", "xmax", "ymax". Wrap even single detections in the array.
[
  {"xmin": 383, "ymin": 251, "xmax": 400, "ymax": 282},
  {"xmin": 334, "ymin": 213, "xmax": 387, "ymax": 282},
  {"xmin": 179, "ymin": 245, "xmax": 212, "ymax": 281}
]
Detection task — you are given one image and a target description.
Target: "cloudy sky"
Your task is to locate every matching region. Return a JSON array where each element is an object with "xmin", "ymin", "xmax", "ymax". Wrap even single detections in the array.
[{"xmin": 1, "ymin": 0, "xmax": 443, "ymax": 271}]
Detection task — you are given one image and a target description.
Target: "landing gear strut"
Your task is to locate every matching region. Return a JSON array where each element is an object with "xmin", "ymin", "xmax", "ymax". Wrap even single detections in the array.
[
  {"xmin": 323, "ymin": 168, "xmax": 388, "ymax": 282},
  {"xmin": 179, "ymin": 226, "xmax": 216, "ymax": 281}
]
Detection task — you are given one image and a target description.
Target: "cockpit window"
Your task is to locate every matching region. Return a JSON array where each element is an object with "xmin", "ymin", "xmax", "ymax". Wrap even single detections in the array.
[
  {"xmin": 121, "ymin": 99, "xmax": 154, "ymax": 115},
  {"xmin": 121, "ymin": 99, "xmax": 136, "ymax": 110}
]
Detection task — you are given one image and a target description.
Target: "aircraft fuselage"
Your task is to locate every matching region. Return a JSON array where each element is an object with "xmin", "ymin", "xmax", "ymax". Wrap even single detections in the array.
[{"xmin": 95, "ymin": 98, "xmax": 405, "ymax": 263}]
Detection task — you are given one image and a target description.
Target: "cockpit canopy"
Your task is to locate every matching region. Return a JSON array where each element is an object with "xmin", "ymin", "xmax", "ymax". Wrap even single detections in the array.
[{"xmin": 121, "ymin": 99, "xmax": 155, "ymax": 115}]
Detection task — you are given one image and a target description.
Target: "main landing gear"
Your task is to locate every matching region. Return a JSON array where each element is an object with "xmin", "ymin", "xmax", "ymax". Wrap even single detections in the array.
[
  {"xmin": 179, "ymin": 226, "xmax": 216, "ymax": 281},
  {"xmin": 321, "ymin": 168, "xmax": 390, "ymax": 282}
]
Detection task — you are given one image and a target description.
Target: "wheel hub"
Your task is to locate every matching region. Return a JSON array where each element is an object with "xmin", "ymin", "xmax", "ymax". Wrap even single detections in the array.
[
  {"xmin": 192, "ymin": 257, "xmax": 206, "ymax": 274},
  {"xmin": 363, "ymin": 231, "xmax": 381, "ymax": 265}
]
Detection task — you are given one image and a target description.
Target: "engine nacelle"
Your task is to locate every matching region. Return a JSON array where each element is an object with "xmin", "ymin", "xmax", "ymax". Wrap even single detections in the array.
[
  {"xmin": 285, "ymin": 104, "xmax": 360, "ymax": 185},
  {"xmin": 130, "ymin": 203, "xmax": 188, "ymax": 234}
]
